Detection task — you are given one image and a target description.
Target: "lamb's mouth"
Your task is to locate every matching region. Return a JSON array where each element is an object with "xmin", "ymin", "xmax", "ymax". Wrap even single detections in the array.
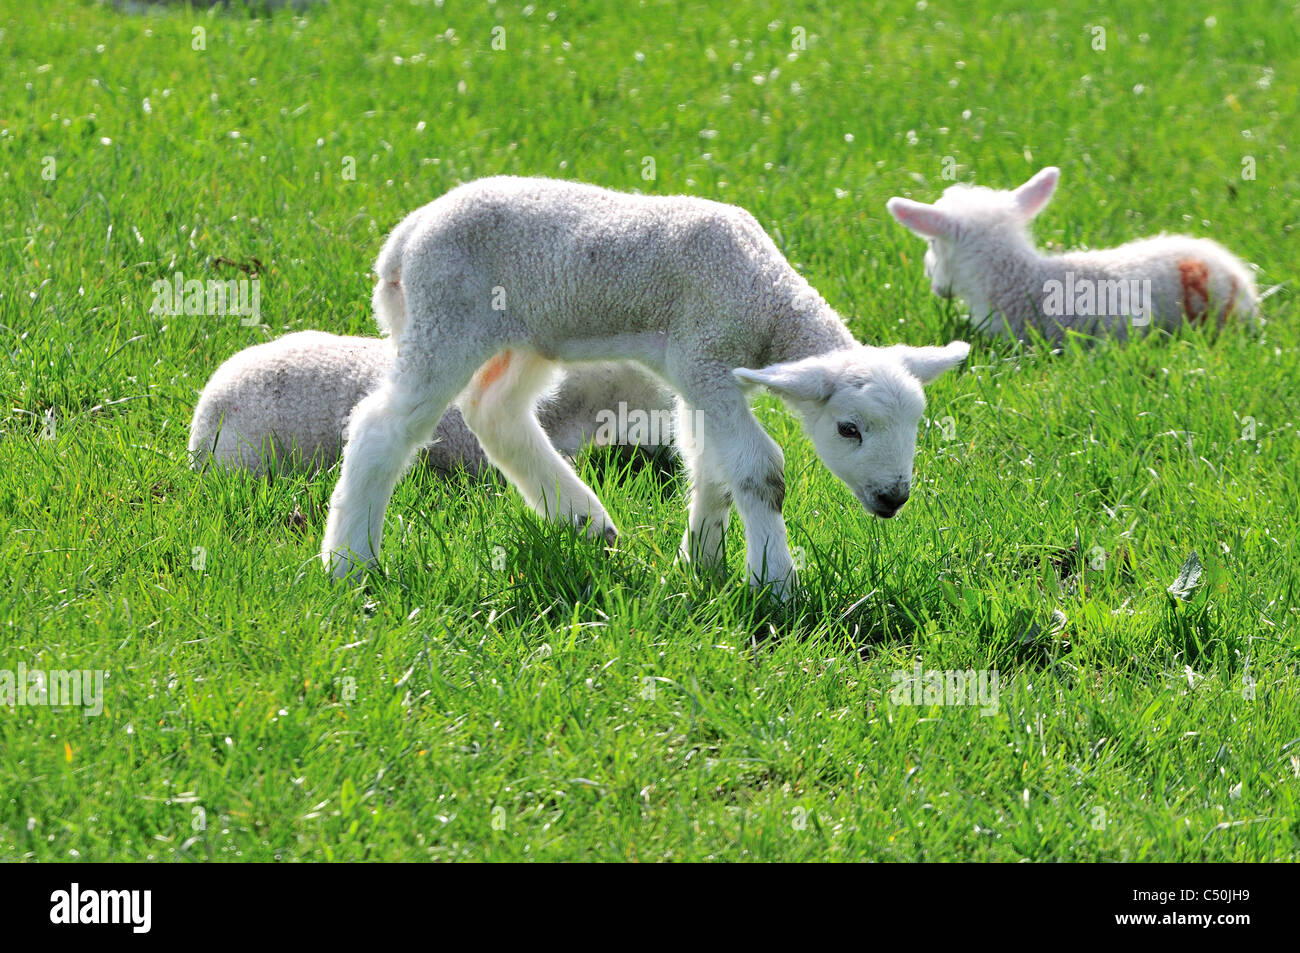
[{"xmin": 855, "ymin": 489, "xmax": 901, "ymax": 519}]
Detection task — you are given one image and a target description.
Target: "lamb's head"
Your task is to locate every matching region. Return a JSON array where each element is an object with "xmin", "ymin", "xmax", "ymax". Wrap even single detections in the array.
[
  {"xmin": 886, "ymin": 167, "xmax": 1059, "ymax": 300},
  {"xmin": 734, "ymin": 342, "xmax": 969, "ymax": 518}
]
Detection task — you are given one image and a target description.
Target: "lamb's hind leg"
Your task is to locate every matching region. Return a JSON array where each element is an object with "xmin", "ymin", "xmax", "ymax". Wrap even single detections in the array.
[
  {"xmin": 321, "ymin": 342, "xmax": 485, "ymax": 578},
  {"xmin": 461, "ymin": 349, "xmax": 619, "ymax": 543}
]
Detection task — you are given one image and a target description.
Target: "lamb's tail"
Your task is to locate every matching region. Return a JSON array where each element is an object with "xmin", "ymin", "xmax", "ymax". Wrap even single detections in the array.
[
  {"xmin": 1179, "ymin": 244, "xmax": 1261, "ymax": 328},
  {"xmin": 372, "ymin": 215, "xmax": 419, "ymax": 339},
  {"xmin": 1226, "ymin": 260, "xmax": 1261, "ymax": 325},
  {"xmin": 1203, "ymin": 257, "xmax": 1261, "ymax": 328}
]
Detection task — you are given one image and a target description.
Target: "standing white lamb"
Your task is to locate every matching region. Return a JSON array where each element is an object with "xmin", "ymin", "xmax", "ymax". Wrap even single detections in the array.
[
  {"xmin": 188, "ymin": 331, "xmax": 673, "ymax": 477},
  {"xmin": 321, "ymin": 176, "xmax": 970, "ymax": 598},
  {"xmin": 886, "ymin": 167, "xmax": 1259, "ymax": 340}
]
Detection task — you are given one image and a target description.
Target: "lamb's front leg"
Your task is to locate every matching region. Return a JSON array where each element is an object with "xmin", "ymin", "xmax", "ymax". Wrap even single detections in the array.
[
  {"xmin": 677, "ymin": 378, "xmax": 795, "ymax": 599},
  {"xmin": 675, "ymin": 398, "xmax": 731, "ymax": 572}
]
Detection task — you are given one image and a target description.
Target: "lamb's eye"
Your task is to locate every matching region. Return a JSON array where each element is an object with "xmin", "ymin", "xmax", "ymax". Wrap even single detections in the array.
[{"xmin": 837, "ymin": 421, "xmax": 862, "ymax": 442}]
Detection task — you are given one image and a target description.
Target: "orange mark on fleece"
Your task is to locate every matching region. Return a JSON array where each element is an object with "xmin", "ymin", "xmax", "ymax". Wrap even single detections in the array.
[
  {"xmin": 1178, "ymin": 259, "xmax": 1210, "ymax": 323},
  {"xmin": 468, "ymin": 350, "xmax": 512, "ymax": 404}
]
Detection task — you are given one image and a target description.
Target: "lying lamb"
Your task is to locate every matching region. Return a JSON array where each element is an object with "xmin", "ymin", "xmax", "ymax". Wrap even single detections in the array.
[
  {"xmin": 887, "ymin": 166, "xmax": 1259, "ymax": 340},
  {"xmin": 322, "ymin": 177, "xmax": 970, "ymax": 598},
  {"xmin": 189, "ymin": 330, "xmax": 674, "ymax": 477}
]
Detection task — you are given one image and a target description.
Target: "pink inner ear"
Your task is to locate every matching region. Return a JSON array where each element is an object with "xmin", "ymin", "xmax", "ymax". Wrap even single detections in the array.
[
  {"xmin": 888, "ymin": 199, "xmax": 951, "ymax": 239},
  {"xmin": 1014, "ymin": 168, "xmax": 1059, "ymax": 217}
]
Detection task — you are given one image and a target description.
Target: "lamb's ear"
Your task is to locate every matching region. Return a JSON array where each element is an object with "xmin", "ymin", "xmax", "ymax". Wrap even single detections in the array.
[
  {"xmin": 734, "ymin": 357, "xmax": 834, "ymax": 404},
  {"xmin": 890, "ymin": 341, "xmax": 971, "ymax": 384},
  {"xmin": 1012, "ymin": 167, "xmax": 1059, "ymax": 219},
  {"xmin": 886, "ymin": 197, "xmax": 956, "ymax": 239}
]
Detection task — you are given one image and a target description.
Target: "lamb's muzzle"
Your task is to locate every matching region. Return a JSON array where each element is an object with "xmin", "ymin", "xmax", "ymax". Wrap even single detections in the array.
[{"xmin": 865, "ymin": 484, "xmax": 910, "ymax": 518}]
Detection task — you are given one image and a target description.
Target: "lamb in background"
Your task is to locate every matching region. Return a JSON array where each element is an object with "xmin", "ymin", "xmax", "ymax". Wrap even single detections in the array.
[
  {"xmin": 887, "ymin": 166, "xmax": 1259, "ymax": 341},
  {"xmin": 188, "ymin": 331, "xmax": 674, "ymax": 477},
  {"xmin": 322, "ymin": 176, "xmax": 970, "ymax": 598}
]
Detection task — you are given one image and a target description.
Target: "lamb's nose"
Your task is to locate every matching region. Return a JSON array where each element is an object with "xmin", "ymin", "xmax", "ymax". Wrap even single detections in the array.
[{"xmin": 875, "ymin": 488, "xmax": 910, "ymax": 514}]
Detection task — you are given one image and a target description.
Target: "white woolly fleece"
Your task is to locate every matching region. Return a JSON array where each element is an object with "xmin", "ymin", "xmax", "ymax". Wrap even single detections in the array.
[
  {"xmin": 188, "ymin": 331, "xmax": 673, "ymax": 477},
  {"xmin": 321, "ymin": 176, "xmax": 969, "ymax": 597},
  {"xmin": 888, "ymin": 167, "xmax": 1259, "ymax": 340}
]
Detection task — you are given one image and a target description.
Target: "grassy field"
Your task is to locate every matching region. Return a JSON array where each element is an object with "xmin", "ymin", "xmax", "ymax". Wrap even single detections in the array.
[{"xmin": 1, "ymin": 0, "xmax": 1297, "ymax": 861}]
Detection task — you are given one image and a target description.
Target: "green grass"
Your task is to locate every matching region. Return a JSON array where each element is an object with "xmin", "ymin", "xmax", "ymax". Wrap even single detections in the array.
[{"xmin": 1, "ymin": 0, "xmax": 1297, "ymax": 861}]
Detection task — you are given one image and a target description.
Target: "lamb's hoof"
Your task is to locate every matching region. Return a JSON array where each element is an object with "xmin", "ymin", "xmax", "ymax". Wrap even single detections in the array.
[
  {"xmin": 678, "ymin": 547, "xmax": 728, "ymax": 582},
  {"xmin": 569, "ymin": 514, "xmax": 619, "ymax": 547},
  {"xmin": 751, "ymin": 572, "xmax": 798, "ymax": 603},
  {"xmin": 323, "ymin": 548, "xmax": 375, "ymax": 581}
]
